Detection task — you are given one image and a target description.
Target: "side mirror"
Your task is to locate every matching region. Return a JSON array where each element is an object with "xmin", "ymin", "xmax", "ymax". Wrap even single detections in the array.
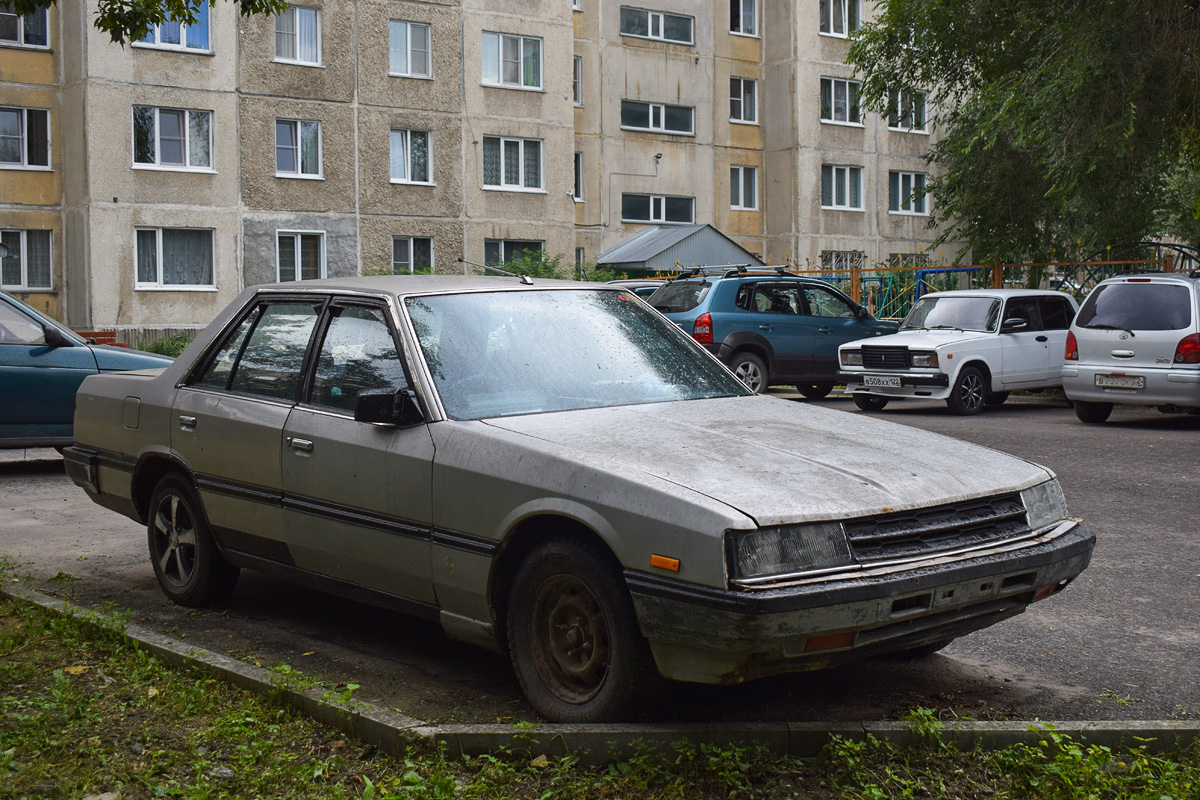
[
  {"xmin": 354, "ymin": 387, "xmax": 426, "ymax": 427},
  {"xmin": 855, "ymin": 306, "xmax": 871, "ymax": 320},
  {"xmin": 1001, "ymin": 317, "xmax": 1029, "ymax": 333},
  {"xmin": 41, "ymin": 324, "xmax": 72, "ymax": 348}
]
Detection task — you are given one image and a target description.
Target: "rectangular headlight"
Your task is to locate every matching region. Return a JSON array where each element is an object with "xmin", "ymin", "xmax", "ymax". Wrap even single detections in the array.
[
  {"xmin": 910, "ymin": 351, "xmax": 939, "ymax": 368},
  {"xmin": 1021, "ymin": 480, "xmax": 1070, "ymax": 531},
  {"xmin": 841, "ymin": 350, "xmax": 863, "ymax": 366},
  {"xmin": 728, "ymin": 522, "xmax": 854, "ymax": 580}
]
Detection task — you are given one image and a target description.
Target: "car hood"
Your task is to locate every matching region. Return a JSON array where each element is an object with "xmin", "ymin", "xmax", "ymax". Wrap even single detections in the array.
[
  {"xmin": 90, "ymin": 344, "xmax": 174, "ymax": 371},
  {"xmin": 481, "ymin": 395, "xmax": 1052, "ymax": 527},
  {"xmin": 844, "ymin": 328, "xmax": 988, "ymax": 351}
]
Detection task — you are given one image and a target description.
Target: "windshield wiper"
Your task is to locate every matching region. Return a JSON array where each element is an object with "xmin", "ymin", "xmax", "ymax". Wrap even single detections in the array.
[
  {"xmin": 927, "ymin": 325, "xmax": 963, "ymax": 330},
  {"xmin": 1084, "ymin": 323, "xmax": 1135, "ymax": 337}
]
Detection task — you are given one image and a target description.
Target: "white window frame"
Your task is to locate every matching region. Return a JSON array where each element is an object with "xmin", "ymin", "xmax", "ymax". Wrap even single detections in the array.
[
  {"xmin": 730, "ymin": 165, "xmax": 757, "ymax": 210},
  {"xmin": 572, "ymin": 0, "xmax": 582, "ymax": 10},
  {"xmin": 390, "ymin": 129, "xmax": 433, "ymax": 185},
  {"xmin": 276, "ymin": 230, "xmax": 326, "ymax": 281},
  {"xmin": 0, "ymin": 6, "xmax": 49, "ymax": 48},
  {"xmin": 132, "ymin": 107, "xmax": 214, "ymax": 171},
  {"xmin": 821, "ymin": 164, "xmax": 863, "ymax": 211},
  {"xmin": 572, "ymin": 56, "xmax": 583, "ymax": 106},
  {"xmin": 481, "ymin": 31, "xmax": 543, "ymax": 91},
  {"xmin": 575, "ymin": 247, "xmax": 585, "ymax": 265},
  {"xmin": 887, "ymin": 89, "xmax": 928, "ymax": 134},
  {"xmin": 573, "ymin": 151, "xmax": 584, "ymax": 202},
  {"xmin": 621, "ymin": 193, "xmax": 695, "ymax": 224},
  {"xmin": 482, "ymin": 135, "xmax": 544, "ymax": 192},
  {"xmin": 134, "ymin": 227, "xmax": 216, "ymax": 291},
  {"xmin": 730, "ymin": 0, "xmax": 758, "ymax": 37},
  {"xmin": 620, "ymin": 100, "xmax": 695, "ymax": 135},
  {"xmin": 274, "ymin": 6, "xmax": 322, "ymax": 66},
  {"xmin": 0, "ymin": 106, "xmax": 50, "ymax": 170},
  {"xmin": 133, "ymin": 4, "xmax": 210, "ymax": 52},
  {"xmin": 0, "ymin": 229, "xmax": 52, "ymax": 291},
  {"xmin": 618, "ymin": 7, "xmax": 694, "ymax": 45},
  {"xmin": 275, "ymin": 118, "xmax": 322, "ymax": 179},
  {"xmin": 484, "ymin": 239, "xmax": 543, "ymax": 265},
  {"xmin": 819, "ymin": 0, "xmax": 860, "ymax": 38},
  {"xmin": 391, "ymin": 236, "xmax": 434, "ymax": 273},
  {"xmin": 889, "ymin": 170, "xmax": 928, "ymax": 215},
  {"xmin": 820, "ymin": 76, "xmax": 862, "ymax": 126},
  {"xmin": 388, "ymin": 20, "xmax": 432, "ymax": 79},
  {"xmin": 730, "ymin": 77, "xmax": 758, "ymax": 124}
]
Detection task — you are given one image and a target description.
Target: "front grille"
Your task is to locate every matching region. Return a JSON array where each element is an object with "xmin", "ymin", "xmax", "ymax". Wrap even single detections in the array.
[
  {"xmin": 861, "ymin": 345, "xmax": 909, "ymax": 369},
  {"xmin": 846, "ymin": 493, "xmax": 1027, "ymax": 563}
]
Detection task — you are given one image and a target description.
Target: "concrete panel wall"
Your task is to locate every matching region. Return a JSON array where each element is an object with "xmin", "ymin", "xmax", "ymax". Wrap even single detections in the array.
[
  {"xmin": 358, "ymin": 106, "xmax": 462, "ymax": 217},
  {"xmin": 242, "ymin": 213, "xmax": 358, "ymax": 287},
  {"xmin": 238, "ymin": 0, "xmax": 356, "ymax": 103},
  {"xmin": 359, "ymin": 215, "xmax": 465, "ymax": 276}
]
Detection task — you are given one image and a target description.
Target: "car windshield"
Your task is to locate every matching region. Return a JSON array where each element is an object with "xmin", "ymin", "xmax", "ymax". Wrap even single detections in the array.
[
  {"xmin": 405, "ymin": 289, "xmax": 749, "ymax": 420},
  {"xmin": 1076, "ymin": 283, "xmax": 1192, "ymax": 331},
  {"xmin": 901, "ymin": 296, "xmax": 1001, "ymax": 332},
  {"xmin": 647, "ymin": 281, "xmax": 711, "ymax": 313}
]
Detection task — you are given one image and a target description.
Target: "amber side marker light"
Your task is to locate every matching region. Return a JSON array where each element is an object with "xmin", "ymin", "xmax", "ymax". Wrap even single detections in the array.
[
  {"xmin": 1032, "ymin": 584, "xmax": 1055, "ymax": 602},
  {"xmin": 804, "ymin": 632, "xmax": 856, "ymax": 652},
  {"xmin": 650, "ymin": 554, "xmax": 680, "ymax": 572}
]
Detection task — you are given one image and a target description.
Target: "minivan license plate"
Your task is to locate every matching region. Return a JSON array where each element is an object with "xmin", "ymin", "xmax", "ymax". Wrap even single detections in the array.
[
  {"xmin": 1095, "ymin": 374, "xmax": 1144, "ymax": 389},
  {"xmin": 863, "ymin": 375, "xmax": 902, "ymax": 388}
]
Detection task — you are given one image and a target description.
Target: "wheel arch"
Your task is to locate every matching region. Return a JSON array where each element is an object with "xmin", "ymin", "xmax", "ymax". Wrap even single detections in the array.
[
  {"xmin": 131, "ymin": 450, "xmax": 195, "ymax": 524},
  {"xmin": 719, "ymin": 332, "xmax": 775, "ymax": 373},
  {"xmin": 954, "ymin": 358, "xmax": 992, "ymax": 388}
]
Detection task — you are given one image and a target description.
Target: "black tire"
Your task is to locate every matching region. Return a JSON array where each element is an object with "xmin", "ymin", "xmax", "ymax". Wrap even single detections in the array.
[
  {"xmin": 853, "ymin": 395, "xmax": 889, "ymax": 412},
  {"xmin": 147, "ymin": 475, "xmax": 239, "ymax": 607},
  {"xmin": 729, "ymin": 352, "xmax": 767, "ymax": 393},
  {"xmin": 797, "ymin": 382, "xmax": 834, "ymax": 400},
  {"xmin": 1073, "ymin": 400, "xmax": 1113, "ymax": 424},
  {"xmin": 507, "ymin": 536, "xmax": 659, "ymax": 722},
  {"xmin": 879, "ymin": 638, "xmax": 954, "ymax": 661},
  {"xmin": 945, "ymin": 366, "xmax": 986, "ymax": 415},
  {"xmin": 983, "ymin": 391, "xmax": 1010, "ymax": 407}
]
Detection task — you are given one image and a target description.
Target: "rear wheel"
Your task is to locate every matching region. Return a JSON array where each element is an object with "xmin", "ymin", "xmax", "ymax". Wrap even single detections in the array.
[
  {"xmin": 797, "ymin": 382, "xmax": 834, "ymax": 400},
  {"xmin": 1073, "ymin": 400, "xmax": 1113, "ymax": 424},
  {"xmin": 853, "ymin": 395, "xmax": 889, "ymax": 412},
  {"xmin": 945, "ymin": 366, "xmax": 986, "ymax": 415},
  {"xmin": 984, "ymin": 391, "xmax": 1010, "ymax": 407},
  {"xmin": 147, "ymin": 475, "xmax": 239, "ymax": 607},
  {"xmin": 729, "ymin": 352, "xmax": 767, "ymax": 393}
]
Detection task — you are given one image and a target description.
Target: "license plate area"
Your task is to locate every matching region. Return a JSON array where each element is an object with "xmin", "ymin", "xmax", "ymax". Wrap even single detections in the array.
[
  {"xmin": 1095, "ymin": 374, "xmax": 1144, "ymax": 389},
  {"xmin": 863, "ymin": 375, "xmax": 902, "ymax": 388}
]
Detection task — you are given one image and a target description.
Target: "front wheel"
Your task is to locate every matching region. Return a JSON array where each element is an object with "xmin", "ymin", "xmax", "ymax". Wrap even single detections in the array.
[
  {"xmin": 507, "ymin": 537, "xmax": 659, "ymax": 722},
  {"xmin": 797, "ymin": 382, "xmax": 834, "ymax": 400},
  {"xmin": 1073, "ymin": 400, "xmax": 1113, "ymax": 424},
  {"xmin": 945, "ymin": 366, "xmax": 986, "ymax": 415},
  {"xmin": 729, "ymin": 352, "xmax": 767, "ymax": 393},
  {"xmin": 853, "ymin": 395, "xmax": 889, "ymax": 412},
  {"xmin": 147, "ymin": 475, "xmax": 239, "ymax": 607}
]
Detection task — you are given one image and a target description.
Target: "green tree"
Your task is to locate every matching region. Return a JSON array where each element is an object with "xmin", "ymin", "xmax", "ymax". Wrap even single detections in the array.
[
  {"xmin": 849, "ymin": 0, "xmax": 1200, "ymax": 262},
  {"xmin": 9, "ymin": 0, "xmax": 287, "ymax": 45}
]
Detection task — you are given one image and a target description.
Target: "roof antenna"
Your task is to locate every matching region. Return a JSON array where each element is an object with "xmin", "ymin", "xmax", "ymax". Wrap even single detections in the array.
[{"xmin": 457, "ymin": 258, "xmax": 534, "ymax": 285}]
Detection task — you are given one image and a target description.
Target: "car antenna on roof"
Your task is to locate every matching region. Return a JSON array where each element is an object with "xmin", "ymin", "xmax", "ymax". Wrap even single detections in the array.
[{"xmin": 457, "ymin": 258, "xmax": 534, "ymax": 285}]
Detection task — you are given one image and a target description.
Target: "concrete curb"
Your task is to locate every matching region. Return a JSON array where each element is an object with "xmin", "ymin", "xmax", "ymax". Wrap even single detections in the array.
[{"xmin": 4, "ymin": 582, "xmax": 1197, "ymax": 763}]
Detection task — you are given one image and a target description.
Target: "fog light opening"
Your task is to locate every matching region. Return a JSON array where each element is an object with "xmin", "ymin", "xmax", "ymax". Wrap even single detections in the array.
[{"xmin": 804, "ymin": 632, "xmax": 856, "ymax": 652}]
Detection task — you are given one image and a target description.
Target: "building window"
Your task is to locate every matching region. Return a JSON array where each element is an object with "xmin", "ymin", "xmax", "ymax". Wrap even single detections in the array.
[
  {"xmin": 392, "ymin": 236, "xmax": 433, "ymax": 273},
  {"xmin": 482, "ymin": 136, "xmax": 543, "ymax": 191},
  {"xmin": 619, "ymin": 7, "xmax": 693, "ymax": 44},
  {"xmin": 135, "ymin": 228, "xmax": 214, "ymax": 288},
  {"xmin": 730, "ymin": 166, "xmax": 757, "ymax": 210},
  {"xmin": 0, "ymin": 5, "xmax": 48, "ymax": 47},
  {"xmin": 730, "ymin": 77, "xmax": 757, "ymax": 123},
  {"xmin": 621, "ymin": 193, "xmax": 694, "ymax": 223},
  {"xmin": 0, "ymin": 230, "xmax": 51, "ymax": 290},
  {"xmin": 277, "ymin": 231, "xmax": 324, "ymax": 281},
  {"xmin": 390, "ymin": 129, "xmax": 431, "ymax": 184},
  {"xmin": 275, "ymin": 119, "xmax": 321, "ymax": 178},
  {"xmin": 888, "ymin": 89, "xmax": 927, "ymax": 132},
  {"xmin": 137, "ymin": 3, "xmax": 208, "ymax": 50},
  {"xmin": 572, "ymin": 56, "xmax": 583, "ymax": 105},
  {"xmin": 481, "ymin": 32, "xmax": 542, "ymax": 90},
  {"xmin": 821, "ymin": 165, "xmax": 862, "ymax": 210},
  {"xmin": 620, "ymin": 100, "xmax": 694, "ymax": 135},
  {"xmin": 889, "ymin": 170, "xmax": 928, "ymax": 214},
  {"xmin": 274, "ymin": 6, "xmax": 320, "ymax": 65},
  {"xmin": 730, "ymin": 0, "xmax": 757, "ymax": 35},
  {"xmin": 820, "ymin": 77, "xmax": 861, "ymax": 125},
  {"xmin": 133, "ymin": 107, "xmax": 212, "ymax": 170},
  {"xmin": 485, "ymin": 239, "xmax": 542, "ymax": 265},
  {"xmin": 575, "ymin": 247, "xmax": 585, "ymax": 265},
  {"xmin": 572, "ymin": 0, "xmax": 582, "ymax": 10},
  {"xmin": 0, "ymin": 107, "xmax": 49, "ymax": 169},
  {"xmin": 573, "ymin": 151, "xmax": 583, "ymax": 201},
  {"xmin": 819, "ymin": 0, "xmax": 859, "ymax": 37},
  {"xmin": 888, "ymin": 252, "xmax": 931, "ymax": 269},
  {"xmin": 821, "ymin": 250, "xmax": 865, "ymax": 272},
  {"xmin": 389, "ymin": 21, "xmax": 430, "ymax": 77}
]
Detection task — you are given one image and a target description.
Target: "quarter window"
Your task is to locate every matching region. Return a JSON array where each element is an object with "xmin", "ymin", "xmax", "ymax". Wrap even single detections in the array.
[
  {"xmin": 889, "ymin": 170, "xmax": 927, "ymax": 214},
  {"xmin": 0, "ymin": 107, "xmax": 49, "ymax": 168},
  {"xmin": 389, "ymin": 21, "xmax": 430, "ymax": 77},
  {"xmin": 888, "ymin": 89, "xmax": 927, "ymax": 132},
  {"xmin": 133, "ymin": 107, "xmax": 212, "ymax": 169},
  {"xmin": 482, "ymin": 136, "xmax": 543, "ymax": 191},
  {"xmin": 619, "ymin": 7, "xmax": 694, "ymax": 44},
  {"xmin": 135, "ymin": 228, "xmax": 214, "ymax": 288},
  {"xmin": 390, "ymin": 129, "xmax": 431, "ymax": 184},
  {"xmin": 1, "ymin": 4, "xmax": 48, "ymax": 46},
  {"xmin": 392, "ymin": 236, "xmax": 433, "ymax": 273},
  {"xmin": 730, "ymin": 166, "xmax": 757, "ymax": 210},
  {"xmin": 820, "ymin": 77, "xmax": 861, "ymax": 124},
  {"xmin": 821, "ymin": 165, "xmax": 862, "ymax": 210},
  {"xmin": 819, "ymin": 0, "xmax": 859, "ymax": 36},
  {"xmin": 620, "ymin": 100, "xmax": 694, "ymax": 135},
  {"xmin": 730, "ymin": 0, "xmax": 757, "ymax": 35},
  {"xmin": 730, "ymin": 77, "xmax": 757, "ymax": 123},
  {"xmin": 309, "ymin": 305, "xmax": 409, "ymax": 412},
  {"xmin": 484, "ymin": 239, "xmax": 542, "ymax": 265},
  {"xmin": 137, "ymin": 2, "xmax": 208, "ymax": 50},
  {"xmin": 277, "ymin": 231, "xmax": 325, "ymax": 280},
  {"xmin": 275, "ymin": 6, "xmax": 320, "ymax": 65},
  {"xmin": 621, "ymin": 193, "xmax": 694, "ymax": 224},
  {"xmin": 481, "ymin": 32, "xmax": 542, "ymax": 89},
  {"xmin": 275, "ymin": 119, "xmax": 321, "ymax": 177},
  {"xmin": 0, "ymin": 229, "xmax": 52, "ymax": 290}
]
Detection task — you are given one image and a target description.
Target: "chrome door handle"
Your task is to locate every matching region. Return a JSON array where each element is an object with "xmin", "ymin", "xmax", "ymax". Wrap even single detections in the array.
[
  {"xmin": 178, "ymin": 415, "xmax": 197, "ymax": 428},
  {"xmin": 1035, "ymin": 335, "xmax": 1048, "ymax": 342},
  {"xmin": 287, "ymin": 437, "xmax": 314, "ymax": 452}
]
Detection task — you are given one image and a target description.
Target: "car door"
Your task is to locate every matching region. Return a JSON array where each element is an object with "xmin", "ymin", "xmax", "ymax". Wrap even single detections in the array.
[
  {"xmin": 281, "ymin": 300, "xmax": 436, "ymax": 604},
  {"xmin": 998, "ymin": 296, "xmax": 1049, "ymax": 385},
  {"xmin": 744, "ymin": 282, "xmax": 813, "ymax": 377},
  {"xmin": 0, "ymin": 296, "xmax": 98, "ymax": 443},
  {"xmin": 800, "ymin": 284, "xmax": 869, "ymax": 379},
  {"xmin": 172, "ymin": 298, "xmax": 323, "ymax": 564}
]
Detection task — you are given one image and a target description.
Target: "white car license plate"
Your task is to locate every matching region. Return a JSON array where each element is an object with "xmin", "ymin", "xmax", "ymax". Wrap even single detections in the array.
[
  {"xmin": 1095, "ymin": 374, "xmax": 1144, "ymax": 389},
  {"xmin": 863, "ymin": 375, "xmax": 902, "ymax": 388}
]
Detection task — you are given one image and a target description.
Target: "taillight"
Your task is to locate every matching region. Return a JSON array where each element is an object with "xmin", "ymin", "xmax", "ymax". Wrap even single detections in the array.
[
  {"xmin": 692, "ymin": 313, "xmax": 713, "ymax": 344},
  {"xmin": 1174, "ymin": 333, "xmax": 1200, "ymax": 364},
  {"xmin": 1064, "ymin": 330, "xmax": 1078, "ymax": 361}
]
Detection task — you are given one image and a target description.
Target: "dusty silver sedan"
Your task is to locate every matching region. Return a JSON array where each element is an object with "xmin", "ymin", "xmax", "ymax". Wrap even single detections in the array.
[{"xmin": 64, "ymin": 276, "xmax": 1095, "ymax": 722}]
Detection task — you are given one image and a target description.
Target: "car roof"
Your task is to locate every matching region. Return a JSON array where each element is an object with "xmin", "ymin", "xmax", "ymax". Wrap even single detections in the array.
[
  {"xmin": 257, "ymin": 275, "xmax": 617, "ymax": 298},
  {"xmin": 921, "ymin": 288, "xmax": 1077, "ymax": 300}
]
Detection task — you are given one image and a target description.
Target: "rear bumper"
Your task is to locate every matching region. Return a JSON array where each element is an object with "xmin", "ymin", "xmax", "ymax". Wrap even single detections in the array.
[
  {"xmin": 627, "ymin": 521, "xmax": 1094, "ymax": 684},
  {"xmin": 1062, "ymin": 365, "xmax": 1200, "ymax": 407}
]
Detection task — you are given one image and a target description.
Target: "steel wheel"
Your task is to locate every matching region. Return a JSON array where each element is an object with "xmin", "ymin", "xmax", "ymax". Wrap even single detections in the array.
[
  {"xmin": 729, "ymin": 352, "xmax": 767, "ymax": 393},
  {"xmin": 146, "ymin": 475, "xmax": 239, "ymax": 607},
  {"xmin": 946, "ymin": 366, "xmax": 986, "ymax": 415},
  {"xmin": 531, "ymin": 574, "xmax": 610, "ymax": 703}
]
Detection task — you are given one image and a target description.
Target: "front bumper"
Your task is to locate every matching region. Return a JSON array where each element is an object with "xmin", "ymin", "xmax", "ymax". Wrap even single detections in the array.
[
  {"xmin": 838, "ymin": 370, "xmax": 951, "ymax": 399},
  {"xmin": 626, "ymin": 521, "xmax": 1094, "ymax": 684}
]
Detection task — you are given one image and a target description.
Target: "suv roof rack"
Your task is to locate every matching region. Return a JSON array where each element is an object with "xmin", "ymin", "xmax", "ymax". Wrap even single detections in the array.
[{"xmin": 668, "ymin": 264, "xmax": 800, "ymax": 281}]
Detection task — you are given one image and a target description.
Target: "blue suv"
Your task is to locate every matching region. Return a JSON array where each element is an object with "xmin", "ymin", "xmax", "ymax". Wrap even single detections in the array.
[{"xmin": 647, "ymin": 267, "xmax": 898, "ymax": 396}]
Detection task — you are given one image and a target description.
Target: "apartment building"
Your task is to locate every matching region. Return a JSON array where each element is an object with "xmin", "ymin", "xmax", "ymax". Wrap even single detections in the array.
[{"xmin": 0, "ymin": 0, "xmax": 954, "ymax": 334}]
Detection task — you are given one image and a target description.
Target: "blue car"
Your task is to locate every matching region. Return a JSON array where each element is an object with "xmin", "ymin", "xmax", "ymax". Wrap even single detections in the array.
[
  {"xmin": 647, "ymin": 267, "xmax": 898, "ymax": 396},
  {"xmin": 0, "ymin": 291, "xmax": 173, "ymax": 449}
]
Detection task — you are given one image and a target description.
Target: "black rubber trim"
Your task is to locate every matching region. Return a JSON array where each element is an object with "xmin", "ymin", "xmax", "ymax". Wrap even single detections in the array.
[
  {"xmin": 283, "ymin": 495, "xmax": 431, "ymax": 541},
  {"xmin": 194, "ymin": 474, "xmax": 283, "ymax": 506},
  {"xmin": 431, "ymin": 528, "xmax": 499, "ymax": 557},
  {"xmin": 839, "ymin": 372, "xmax": 950, "ymax": 387},
  {"xmin": 62, "ymin": 446, "xmax": 98, "ymax": 493},
  {"xmin": 625, "ymin": 524, "xmax": 1095, "ymax": 616},
  {"xmin": 1, "ymin": 435, "xmax": 74, "ymax": 449}
]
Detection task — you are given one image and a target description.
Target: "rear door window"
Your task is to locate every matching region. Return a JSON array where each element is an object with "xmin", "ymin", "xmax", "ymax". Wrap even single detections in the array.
[
  {"xmin": 1038, "ymin": 296, "xmax": 1075, "ymax": 330},
  {"xmin": 1077, "ymin": 283, "xmax": 1192, "ymax": 330},
  {"xmin": 193, "ymin": 300, "xmax": 323, "ymax": 401}
]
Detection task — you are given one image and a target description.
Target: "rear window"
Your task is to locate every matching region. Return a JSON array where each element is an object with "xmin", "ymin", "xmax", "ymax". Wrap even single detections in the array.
[
  {"xmin": 1076, "ymin": 283, "xmax": 1192, "ymax": 331},
  {"xmin": 648, "ymin": 281, "xmax": 711, "ymax": 313}
]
